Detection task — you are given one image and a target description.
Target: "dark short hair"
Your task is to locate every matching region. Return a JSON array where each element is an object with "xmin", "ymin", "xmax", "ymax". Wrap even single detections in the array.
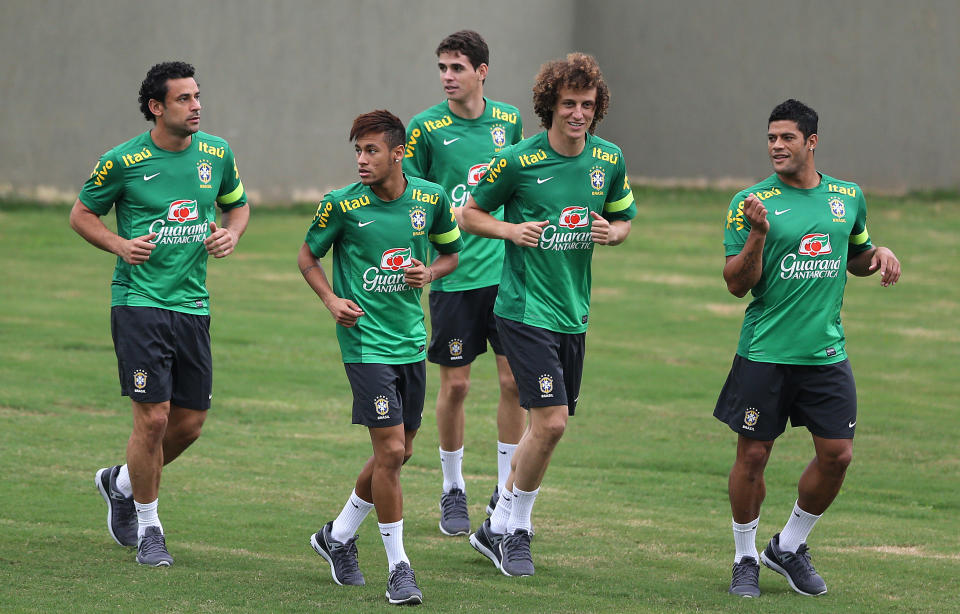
[
  {"xmin": 349, "ymin": 110, "xmax": 406, "ymax": 150},
  {"xmin": 768, "ymin": 99, "xmax": 818, "ymax": 140},
  {"xmin": 435, "ymin": 30, "xmax": 489, "ymax": 71},
  {"xmin": 532, "ymin": 52, "xmax": 610, "ymax": 133},
  {"xmin": 138, "ymin": 61, "xmax": 196, "ymax": 123}
]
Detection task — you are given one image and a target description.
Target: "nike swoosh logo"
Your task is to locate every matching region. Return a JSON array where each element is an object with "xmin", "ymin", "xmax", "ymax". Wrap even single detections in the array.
[
  {"xmin": 499, "ymin": 450, "xmax": 507, "ymax": 454},
  {"xmin": 848, "ymin": 420, "xmax": 857, "ymax": 428},
  {"xmin": 537, "ymin": 177, "xmax": 554, "ymax": 184},
  {"xmin": 793, "ymin": 511, "xmax": 801, "ymax": 517},
  {"xmin": 358, "ymin": 220, "xmax": 375, "ymax": 227},
  {"xmin": 143, "ymin": 173, "xmax": 160, "ymax": 181},
  {"xmin": 443, "ymin": 138, "xmax": 460, "ymax": 145},
  {"xmin": 381, "ymin": 532, "xmax": 391, "ymax": 537},
  {"xmin": 774, "ymin": 209, "xmax": 791, "ymax": 215},
  {"xmin": 351, "ymin": 502, "xmax": 360, "ymax": 509}
]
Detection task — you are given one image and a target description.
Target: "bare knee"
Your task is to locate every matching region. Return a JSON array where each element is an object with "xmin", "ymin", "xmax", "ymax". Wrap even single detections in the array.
[
  {"xmin": 818, "ymin": 447, "xmax": 853, "ymax": 475},
  {"xmin": 375, "ymin": 440, "xmax": 406, "ymax": 472},
  {"xmin": 442, "ymin": 375, "xmax": 470, "ymax": 403},
  {"xmin": 498, "ymin": 372, "xmax": 518, "ymax": 399},
  {"xmin": 134, "ymin": 408, "xmax": 169, "ymax": 442},
  {"xmin": 534, "ymin": 413, "xmax": 567, "ymax": 446},
  {"xmin": 735, "ymin": 439, "xmax": 774, "ymax": 477}
]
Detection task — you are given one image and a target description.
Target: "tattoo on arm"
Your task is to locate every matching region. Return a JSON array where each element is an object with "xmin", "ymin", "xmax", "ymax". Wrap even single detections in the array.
[{"xmin": 300, "ymin": 264, "xmax": 318, "ymax": 276}]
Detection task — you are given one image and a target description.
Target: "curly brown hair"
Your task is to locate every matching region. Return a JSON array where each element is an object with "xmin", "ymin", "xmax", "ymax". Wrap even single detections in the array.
[{"xmin": 532, "ymin": 52, "xmax": 609, "ymax": 133}]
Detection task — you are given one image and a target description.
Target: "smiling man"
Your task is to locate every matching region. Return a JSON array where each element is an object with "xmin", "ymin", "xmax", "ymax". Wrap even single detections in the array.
[
  {"xmin": 70, "ymin": 61, "xmax": 249, "ymax": 567},
  {"xmin": 461, "ymin": 52, "xmax": 635, "ymax": 577},
  {"xmin": 716, "ymin": 99, "xmax": 901, "ymax": 598},
  {"xmin": 404, "ymin": 30, "xmax": 525, "ymax": 537}
]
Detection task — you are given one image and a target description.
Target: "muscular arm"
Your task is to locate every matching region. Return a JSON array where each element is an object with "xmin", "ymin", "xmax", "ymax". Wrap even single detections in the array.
[
  {"xmin": 69, "ymin": 199, "xmax": 156, "ymax": 265},
  {"xmin": 297, "ymin": 243, "xmax": 364, "ymax": 326},
  {"xmin": 722, "ymin": 194, "xmax": 769, "ymax": 298},
  {"xmin": 847, "ymin": 245, "xmax": 901, "ymax": 287},
  {"xmin": 460, "ymin": 195, "xmax": 547, "ymax": 247},
  {"xmin": 205, "ymin": 204, "xmax": 250, "ymax": 258},
  {"xmin": 404, "ymin": 252, "xmax": 459, "ymax": 288}
]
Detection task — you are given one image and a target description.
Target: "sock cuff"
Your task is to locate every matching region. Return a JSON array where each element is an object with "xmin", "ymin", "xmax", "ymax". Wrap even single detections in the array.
[
  {"xmin": 512, "ymin": 486, "xmax": 539, "ymax": 497},
  {"xmin": 350, "ymin": 490, "xmax": 374, "ymax": 510},
  {"xmin": 793, "ymin": 501, "xmax": 821, "ymax": 520},
  {"xmin": 134, "ymin": 498, "xmax": 158, "ymax": 511},
  {"xmin": 378, "ymin": 519, "xmax": 403, "ymax": 531},
  {"xmin": 732, "ymin": 517, "xmax": 759, "ymax": 532}
]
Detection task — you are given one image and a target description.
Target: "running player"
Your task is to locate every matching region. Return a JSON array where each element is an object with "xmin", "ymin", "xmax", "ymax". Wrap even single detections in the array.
[
  {"xmin": 404, "ymin": 30, "xmax": 525, "ymax": 536},
  {"xmin": 716, "ymin": 99, "xmax": 901, "ymax": 598},
  {"xmin": 299, "ymin": 110, "xmax": 461, "ymax": 605},
  {"xmin": 70, "ymin": 61, "xmax": 249, "ymax": 567},
  {"xmin": 461, "ymin": 53, "xmax": 635, "ymax": 576}
]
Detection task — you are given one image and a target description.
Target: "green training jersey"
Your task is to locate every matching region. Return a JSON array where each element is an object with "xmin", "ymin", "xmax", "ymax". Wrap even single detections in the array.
[
  {"xmin": 404, "ymin": 98, "xmax": 523, "ymax": 291},
  {"xmin": 304, "ymin": 176, "xmax": 463, "ymax": 364},
  {"xmin": 471, "ymin": 132, "xmax": 636, "ymax": 334},
  {"xmin": 724, "ymin": 173, "xmax": 873, "ymax": 365},
  {"xmin": 77, "ymin": 131, "xmax": 247, "ymax": 315}
]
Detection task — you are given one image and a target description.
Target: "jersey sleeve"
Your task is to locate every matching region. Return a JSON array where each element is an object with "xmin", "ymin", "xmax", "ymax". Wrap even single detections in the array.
[
  {"xmin": 723, "ymin": 193, "xmax": 750, "ymax": 256},
  {"xmin": 304, "ymin": 195, "xmax": 343, "ymax": 258},
  {"xmin": 471, "ymin": 151, "xmax": 515, "ymax": 212},
  {"xmin": 513, "ymin": 114, "xmax": 524, "ymax": 144},
  {"xmin": 429, "ymin": 191, "xmax": 463, "ymax": 254},
  {"xmin": 603, "ymin": 154, "xmax": 636, "ymax": 221},
  {"xmin": 847, "ymin": 187, "xmax": 873, "ymax": 256},
  {"xmin": 403, "ymin": 117, "xmax": 431, "ymax": 179},
  {"xmin": 77, "ymin": 150, "xmax": 124, "ymax": 215},
  {"xmin": 217, "ymin": 145, "xmax": 247, "ymax": 211}
]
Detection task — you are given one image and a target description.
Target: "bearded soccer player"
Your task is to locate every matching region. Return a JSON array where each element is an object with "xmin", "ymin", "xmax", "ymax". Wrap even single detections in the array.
[
  {"xmin": 70, "ymin": 61, "xmax": 249, "ymax": 567},
  {"xmin": 404, "ymin": 30, "xmax": 525, "ymax": 536},
  {"xmin": 716, "ymin": 99, "xmax": 901, "ymax": 598},
  {"xmin": 299, "ymin": 110, "xmax": 461, "ymax": 605},
  {"xmin": 461, "ymin": 53, "xmax": 635, "ymax": 577}
]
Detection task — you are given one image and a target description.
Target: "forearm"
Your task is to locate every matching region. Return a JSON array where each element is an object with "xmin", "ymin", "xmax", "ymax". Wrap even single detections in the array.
[
  {"xmin": 461, "ymin": 200, "xmax": 511, "ymax": 239},
  {"xmin": 428, "ymin": 253, "xmax": 459, "ymax": 282},
  {"xmin": 846, "ymin": 246, "xmax": 877, "ymax": 276},
  {"xmin": 723, "ymin": 230, "xmax": 767, "ymax": 297},
  {"xmin": 298, "ymin": 243, "xmax": 337, "ymax": 307},
  {"xmin": 221, "ymin": 204, "xmax": 250, "ymax": 242},
  {"xmin": 607, "ymin": 220, "xmax": 631, "ymax": 246},
  {"xmin": 69, "ymin": 200, "xmax": 124, "ymax": 256}
]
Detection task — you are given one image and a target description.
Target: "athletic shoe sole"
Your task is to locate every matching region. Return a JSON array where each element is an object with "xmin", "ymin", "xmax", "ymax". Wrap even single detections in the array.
[
  {"xmin": 95, "ymin": 467, "xmax": 130, "ymax": 547},
  {"xmin": 310, "ymin": 532, "xmax": 346, "ymax": 586},
  {"xmin": 438, "ymin": 521, "xmax": 469, "ymax": 537},
  {"xmin": 469, "ymin": 532, "xmax": 501, "ymax": 570},
  {"xmin": 760, "ymin": 551, "xmax": 827, "ymax": 596},
  {"xmin": 385, "ymin": 592, "xmax": 423, "ymax": 605}
]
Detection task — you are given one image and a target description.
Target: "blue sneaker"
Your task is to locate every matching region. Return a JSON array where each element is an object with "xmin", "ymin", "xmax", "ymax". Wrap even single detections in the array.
[
  {"xmin": 761, "ymin": 533, "xmax": 827, "ymax": 596},
  {"xmin": 136, "ymin": 526, "xmax": 173, "ymax": 567},
  {"xmin": 310, "ymin": 521, "xmax": 365, "ymax": 586},
  {"xmin": 95, "ymin": 465, "xmax": 137, "ymax": 547},
  {"xmin": 385, "ymin": 561, "xmax": 422, "ymax": 605}
]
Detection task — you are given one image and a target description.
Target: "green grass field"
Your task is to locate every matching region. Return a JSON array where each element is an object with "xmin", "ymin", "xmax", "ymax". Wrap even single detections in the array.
[{"xmin": 1, "ymin": 189, "xmax": 957, "ymax": 613}]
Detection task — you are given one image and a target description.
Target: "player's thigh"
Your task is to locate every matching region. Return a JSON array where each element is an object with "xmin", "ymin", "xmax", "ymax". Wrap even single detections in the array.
[
  {"xmin": 345, "ymin": 363, "xmax": 404, "ymax": 428},
  {"xmin": 170, "ymin": 312, "xmax": 212, "ymax": 410},
  {"xmin": 111, "ymin": 306, "xmax": 174, "ymax": 404},
  {"xmin": 396, "ymin": 360, "xmax": 426, "ymax": 432},
  {"xmin": 495, "ymin": 316, "xmax": 569, "ymax": 411},
  {"xmin": 713, "ymin": 354, "xmax": 790, "ymax": 440},
  {"xmin": 428, "ymin": 286, "xmax": 497, "ymax": 366},
  {"xmin": 791, "ymin": 360, "xmax": 857, "ymax": 440}
]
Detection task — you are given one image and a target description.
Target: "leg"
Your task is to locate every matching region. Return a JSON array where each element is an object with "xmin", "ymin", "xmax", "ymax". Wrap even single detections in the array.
[
  {"xmin": 728, "ymin": 435, "xmax": 775, "ymax": 523},
  {"xmin": 797, "ymin": 436, "xmax": 853, "ymax": 515},
  {"xmin": 161, "ymin": 405, "xmax": 207, "ymax": 465},
  {"xmin": 368, "ymin": 425, "xmax": 411, "ymax": 523},
  {"xmin": 494, "ymin": 354, "xmax": 524, "ymax": 445},
  {"xmin": 127, "ymin": 400, "xmax": 172, "ymax": 503},
  {"xmin": 512, "ymin": 405, "xmax": 568, "ymax": 492},
  {"xmin": 435, "ymin": 364, "xmax": 470, "ymax": 452}
]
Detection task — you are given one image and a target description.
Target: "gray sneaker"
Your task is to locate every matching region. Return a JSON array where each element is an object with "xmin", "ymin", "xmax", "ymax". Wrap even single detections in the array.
[
  {"xmin": 136, "ymin": 526, "xmax": 173, "ymax": 567},
  {"xmin": 761, "ymin": 533, "xmax": 827, "ymax": 596},
  {"xmin": 438, "ymin": 488, "xmax": 470, "ymax": 536},
  {"xmin": 95, "ymin": 465, "xmax": 137, "ymax": 547},
  {"xmin": 499, "ymin": 528, "xmax": 534, "ymax": 577},
  {"xmin": 485, "ymin": 485, "xmax": 499, "ymax": 516},
  {"xmin": 385, "ymin": 561, "xmax": 423, "ymax": 605},
  {"xmin": 729, "ymin": 556, "xmax": 761, "ymax": 597},
  {"xmin": 310, "ymin": 521, "xmax": 365, "ymax": 586},
  {"xmin": 469, "ymin": 518, "xmax": 505, "ymax": 570}
]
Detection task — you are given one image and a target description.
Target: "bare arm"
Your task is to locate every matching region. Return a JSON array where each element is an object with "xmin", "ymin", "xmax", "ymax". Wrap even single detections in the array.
[
  {"xmin": 460, "ymin": 194, "xmax": 547, "ymax": 247},
  {"xmin": 589, "ymin": 211, "xmax": 632, "ymax": 246},
  {"xmin": 722, "ymin": 194, "xmax": 769, "ymax": 298},
  {"xmin": 69, "ymin": 199, "xmax": 156, "ymax": 265},
  {"xmin": 297, "ymin": 243, "xmax": 364, "ymax": 327},
  {"xmin": 847, "ymin": 245, "xmax": 901, "ymax": 287},
  {"xmin": 403, "ymin": 252, "xmax": 459, "ymax": 288},
  {"xmin": 205, "ymin": 204, "xmax": 250, "ymax": 258}
]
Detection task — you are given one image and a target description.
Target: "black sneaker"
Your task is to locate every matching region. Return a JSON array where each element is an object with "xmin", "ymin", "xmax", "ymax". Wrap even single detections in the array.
[
  {"xmin": 385, "ymin": 561, "xmax": 422, "ymax": 605},
  {"xmin": 486, "ymin": 485, "xmax": 499, "ymax": 516},
  {"xmin": 310, "ymin": 521, "xmax": 365, "ymax": 586},
  {"xmin": 761, "ymin": 533, "xmax": 827, "ymax": 596},
  {"xmin": 136, "ymin": 526, "xmax": 173, "ymax": 567},
  {"xmin": 95, "ymin": 465, "xmax": 137, "ymax": 547},
  {"xmin": 499, "ymin": 528, "xmax": 534, "ymax": 577},
  {"xmin": 438, "ymin": 488, "xmax": 470, "ymax": 536},
  {"xmin": 469, "ymin": 518, "xmax": 505, "ymax": 570},
  {"xmin": 729, "ymin": 556, "xmax": 761, "ymax": 597}
]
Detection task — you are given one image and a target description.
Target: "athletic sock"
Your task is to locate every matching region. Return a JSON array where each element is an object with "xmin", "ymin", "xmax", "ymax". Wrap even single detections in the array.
[
  {"xmin": 506, "ymin": 486, "xmax": 538, "ymax": 534},
  {"xmin": 496, "ymin": 441, "xmax": 517, "ymax": 493},
  {"xmin": 778, "ymin": 500, "xmax": 821, "ymax": 553},
  {"xmin": 134, "ymin": 498, "xmax": 162, "ymax": 538},
  {"xmin": 732, "ymin": 517, "xmax": 760, "ymax": 563},
  {"xmin": 378, "ymin": 519, "xmax": 409, "ymax": 571},
  {"xmin": 116, "ymin": 464, "xmax": 133, "ymax": 498},
  {"xmin": 330, "ymin": 489, "xmax": 374, "ymax": 543},
  {"xmin": 439, "ymin": 446, "xmax": 465, "ymax": 493},
  {"xmin": 489, "ymin": 488, "xmax": 512, "ymax": 534}
]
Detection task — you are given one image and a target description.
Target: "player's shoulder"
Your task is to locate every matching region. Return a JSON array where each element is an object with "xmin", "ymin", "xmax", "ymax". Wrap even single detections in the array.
[
  {"xmin": 101, "ymin": 131, "xmax": 152, "ymax": 159},
  {"xmin": 500, "ymin": 131, "xmax": 547, "ymax": 159},
  {"xmin": 586, "ymin": 133, "xmax": 625, "ymax": 157},
  {"xmin": 194, "ymin": 131, "xmax": 231, "ymax": 149},
  {"xmin": 406, "ymin": 175, "xmax": 446, "ymax": 199},
  {"xmin": 732, "ymin": 174, "xmax": 782, "ymax": 202},
  {"xmin": 409, "ymin": 101, "xmax": 449, "ymax": 126},
  {"xmin": 324, "ymin": 181, "xmax": 368, "ymax": 203},
  {"xmin": 820, "ymin": 173, "xmax": 863, "ymax": 195},
  {"xmin": 486, "ymin": 98, "xmax": 522, "ymax": 123}
]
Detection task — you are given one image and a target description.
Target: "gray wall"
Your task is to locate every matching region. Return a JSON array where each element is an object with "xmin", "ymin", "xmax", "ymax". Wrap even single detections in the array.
[{"xmin": 1, "ymin": 0, "xmax": 957, "ymax": 203}]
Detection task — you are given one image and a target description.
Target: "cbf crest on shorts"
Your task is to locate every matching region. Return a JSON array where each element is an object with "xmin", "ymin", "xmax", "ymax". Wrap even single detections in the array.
[
  {"xmin": 538, "ymin": 374, "xmax": 554, "ymax": 397},
  {"xmin": 374, "ymin": 395, "xmax": 390, "ymax": 420},
  {"xmin": 133, "ymin": 369, "xmax": 148, "ymax": 394},
  {"xmin": 743, "ymin": 406, "xmax": 759, "ymax": 431},
  {"xmin": 448, "ymin": 338, "xmax": 463, "ymax": 360}
]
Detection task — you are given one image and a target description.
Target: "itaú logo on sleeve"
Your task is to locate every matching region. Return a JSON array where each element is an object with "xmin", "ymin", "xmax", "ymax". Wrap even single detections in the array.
[
  {"xmin": 798, "ymin": 233, "xmax": 832, "ymax": 256},
  {"xmin": 167, "ymin": 200, "xmax": 199, "ymax": 223},
  {"xmin": 558, "ymin": 206, "xmax": 589, "ymax": 229}
]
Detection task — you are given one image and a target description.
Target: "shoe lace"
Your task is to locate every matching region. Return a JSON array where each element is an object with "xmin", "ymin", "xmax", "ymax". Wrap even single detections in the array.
[
  {"xmin": 503, "ymin": 530, "xmax": 533, "ymax": 566},
  {"xmin": 731, "ymin": 558, "xmax": 759, "ymax": 585},
  {"xmin": 331, "ymin": 535, "xmax": 362, "ymax": 577},
  {"xmin": 441, "ymin": 489, "xmax": 469, "ymax": 523},
  {"xmin": 790, "ymin": 544, "xmax": 816, "ymax": 573},
  {"xmin": 139, "ymin": 531, "xmax": 168, "ymax": 556},
  {"xmin": 389, "ymin": 563, "xmax": 418, "ymax": 591}
]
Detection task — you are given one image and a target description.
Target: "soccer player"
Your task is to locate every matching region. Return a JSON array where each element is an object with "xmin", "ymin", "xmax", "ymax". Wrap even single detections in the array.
[
  {"xmin": 716, "ymin": 99, "xmax": 901, "ymax": 597},
  {"xmin": 404, "ymin": 30, "xmax": 525, "ymax": 536},
  {"xmin": 70, "ymin": 61, "xmax": 249, "ymax": 567},
  {"xmin": 299, "ymin": 110, "xmax": 462, "ymax": 605},
  {"xmin": 461, "ymin": 53, "xmax": 636, "ymax": 576}
]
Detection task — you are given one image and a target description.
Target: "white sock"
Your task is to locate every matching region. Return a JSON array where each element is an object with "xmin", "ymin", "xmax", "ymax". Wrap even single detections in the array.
[
  {"xmin": 116, "ymin": 464, "xmax": 133, "ymax": 497},
  {"xmin": 439, "ymin": 446, "xmax": 464, "ymax": 493},
  {"xmin": 496, "ymin": 441, "xmax": 517, "ymax": 493},
  {"xmin": 779, "ymin": 501, "xmax": 821, "ymax": 553},
  {"xmin": 135, "ymin": 498, "xmax": 162, "ymax": 537},
  {"xmin": 732, "ymin": 517, "xmax": 760, "ymax": 563},
  {"xmin": 378, "ymin": 520, "xmax": 409, "ymax": 571},
  {"xmin": 489, "ymin": 488, "xmax": 512, "ymax": 534},
  {"xmin": 506, "ymin": 486, "xmax": 538, "ymax": 534},
  {"xmin": 331, "ymin": 490, "xmax": 374, "ymax": 543}
]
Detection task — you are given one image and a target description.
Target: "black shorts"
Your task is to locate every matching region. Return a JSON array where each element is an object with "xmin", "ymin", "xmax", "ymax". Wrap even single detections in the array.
[
  {"xmin": 495, "ymin": 316, "xmax": 584, "ymax": 415},
  {"xmin": 427, "ymin": 285, "xmax": 504, "ymax": 366},
  {"xmin": 713, "ymin": 354, "xmax": 857, "ymax": 440},
  {"xmin": 111, "ymin": 306, "xmax": 212, "ymax": 410},
  {"xmin": 344, "ymin": 361, "xmax": 426, "ymax": 430}
]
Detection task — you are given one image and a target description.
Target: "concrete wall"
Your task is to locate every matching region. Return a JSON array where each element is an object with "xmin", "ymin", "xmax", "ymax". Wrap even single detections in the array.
[{"xmin": 1, "ymin": 0, "xmax": 957, "ymax": 202}]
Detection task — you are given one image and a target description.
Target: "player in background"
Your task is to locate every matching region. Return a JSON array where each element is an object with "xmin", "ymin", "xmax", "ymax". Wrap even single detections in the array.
[
  {"xmin": 716, "ymin": 99, "xmax": 901, "ymax": 598},
  {"xmin": 70, "ymin": 61, "xmax": 249, "ymax": 567},
  {"xmin": 299, "ymin": 110, "xmax": 461, "ymax": 605},
  {"xmin": 404, "ymin": 30, "xmax": 525, "ymax": 536},
  {"xmin": 461, "ymin": 53, "xmax": 635, "ymax": 576}
]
